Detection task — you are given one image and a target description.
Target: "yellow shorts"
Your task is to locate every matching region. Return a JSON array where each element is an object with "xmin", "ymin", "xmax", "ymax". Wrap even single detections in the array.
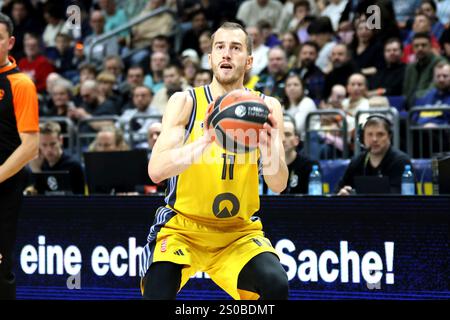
[{"xmin": 139, "ymin": 206, "xmax": 278, "ymax": 300}]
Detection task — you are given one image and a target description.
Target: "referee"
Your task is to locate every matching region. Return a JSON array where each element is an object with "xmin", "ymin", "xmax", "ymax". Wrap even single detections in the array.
[{"xmin": 0, "ymin": 13, "xmax": 39, "ymax": 300}]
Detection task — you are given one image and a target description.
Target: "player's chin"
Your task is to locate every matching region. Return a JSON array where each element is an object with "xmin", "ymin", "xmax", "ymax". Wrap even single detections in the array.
[{"xmin": 217, "ymin": 75, "xmax": 237, "ymax": 85}]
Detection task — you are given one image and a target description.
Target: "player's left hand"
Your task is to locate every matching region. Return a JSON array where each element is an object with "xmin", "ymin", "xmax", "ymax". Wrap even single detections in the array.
[{"xmin": 259, "ymin": 106, "xmax": 277, "ymax": 153}]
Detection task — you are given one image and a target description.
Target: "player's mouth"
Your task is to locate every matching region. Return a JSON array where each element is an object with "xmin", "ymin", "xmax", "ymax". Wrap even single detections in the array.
[{"xmin": 220, "ymin": 62, "xmax": 233, "ymax": 70}]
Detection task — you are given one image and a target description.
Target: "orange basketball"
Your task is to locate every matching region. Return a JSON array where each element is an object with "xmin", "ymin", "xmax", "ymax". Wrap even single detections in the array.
[{"xmin": 206, "ymin": 89, "xmax": 270, "ymax": 153}]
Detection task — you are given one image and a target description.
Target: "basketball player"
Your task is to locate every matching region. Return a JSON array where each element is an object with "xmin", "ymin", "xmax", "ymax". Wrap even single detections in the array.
[
  {"xmin": 0, "ymin": 13, "xmax": 39, "ymax": 299},
  {"xmin": 139, "ymin": 22, "xmax": 289, "ymax": 300}
]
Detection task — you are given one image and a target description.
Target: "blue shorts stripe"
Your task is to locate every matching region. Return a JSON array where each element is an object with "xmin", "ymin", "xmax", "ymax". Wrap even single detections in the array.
[{"xmin": 140, "ymin": 207, "xmax": 177, "ymax": 277}]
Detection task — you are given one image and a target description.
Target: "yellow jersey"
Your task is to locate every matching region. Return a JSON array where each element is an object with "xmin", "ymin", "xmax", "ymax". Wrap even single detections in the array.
[{"xmin": 165, "ymin": 85, "xmax": 263, "ymax": 224}]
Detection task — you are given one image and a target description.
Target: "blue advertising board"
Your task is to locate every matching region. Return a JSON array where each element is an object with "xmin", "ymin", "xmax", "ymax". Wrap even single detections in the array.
[{"xmin": 15, "ymin": 196, "xmax": 449, "ymax": 300}]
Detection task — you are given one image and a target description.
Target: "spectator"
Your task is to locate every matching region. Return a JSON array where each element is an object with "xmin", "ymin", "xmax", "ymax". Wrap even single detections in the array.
[
  {"xmin": 368, "ymin": 95, "xmax": 390, "ymax": 109},
  {"xmin": 119, "ymin": 65, "xmax": 146, "ymax": 112},
  {"xmin": 96, "ymin": 71, "xmax": 122, "ymax": 113},
  {"xmin": 321, "ymin": 84, "xmax": 347, "ymax": 110},
  {"xmin": 176, "ymin": 0, "xmax": 237, "ymax": 31},
  {"xmin": 403, "ymin": 32, "xmax": 444, "ymax": 107},
  {"xmin": 393, "ymin": 0, "xmax": 422, "ymax": 29},
  {"xmin": 41, "ymin": 71, "xmax": 64, "ymax": 113},
  {"xmin": 320, "ymin": 0, "xmax": 348, "ymax": 32},
  {"xmin": 103, "ymin": 55, "xmax": 125, "ymax": 84},
  {"xmin": 342, "ymin": 73, "xmax": 370, "ymax": 130},
  {"xmin": 323, "ymin": 43, "xmax": 358, "ymax": 99},
  {"xmin": 144, "ymin": 51, "xmax": 170, "ymax": 95},
  {"xmin": 436, "ymin": 0, "xmax": 450, "ymax": 26},
  {"xmin": 180, "ymin": 9, "xmax": 209, "ymax": 57},
  {"xmin": 88, "ymin": 125, "xmax": 130, "ymax": 152},
  {"xmin": 181, "ymin": 49, "xmax": 200, "ymax": 87},
  {"xmin": 348, "ymin": 0, "xmax": 401, "ymax": 44},
  {"xmin": 236, "ymin": 0, "xmax": 283, "ymax": 34},
  {"xmin": 18, "ymin": 33, "xmax": 55, "ymax": 93},
  {"xmin": 83, "ymin": 10, "xmax": 119, "ymax": 65},
  {"xmin": 131, "ymin": 0, "xmax": 174, "ymax": 50},
  {"xmin": 136, "ymin": 121, "xmax": 162, "ymax": 151},
  {"xmin": 280, "ymin": 31, "xmax": 300, "ymax": 70},
  {"xmin": 439, "ymin": 27, "xmax": 450, "ymax": 62},
  {"xmin": 287, "ymin": 0, "xmax": 313, "ymax": 43},
  {"xmin": 152, "ymin": 64, "xmax": 190, "ymax": 114},
  {"xmin": 419, "ymin": 0, "xmax": 445, "ymax": 40},
  {"xmin": 45, "ymin": 33, "xmax": 77, "ymax": 79},
  {"xmin": 277, "ymin": 0, "xmax": 295, "ymax": 34},
  {"xmin": 147, "ymin": 121, "xmax": 162, "ymax": 152},
  {"xmin": 72, "ymin": 62, "xmax": 97, "ymax": 105},
  {"xmin": 8, "ymin": 0, "xmax": 41, "ymax": 60},
  {"xmin": 336, "ymin": 115, "xmax": 412, "ymax": 195},
  {"xmin": 44, "ymin": 79, "xmax": 75, "ymax": 117},
  {"xmin": 282, "ymin": 73, "xmax": 317, "ymax": 140},
  {"xmin": 293, "ymin": 41, "xmax": 325, "ymax": 100},
  {"xmin": 412, "ymin": 61, "xmax": 450, "ymax": 157},
  {"xmin": 150, "ymin": 34, "xmax": 173, "ymax": 60},
  {"xmin": 246, "ymin": 25, "xmax": 269, "ymax": 76},
  {"xmin": 280, "ymin": 115, "xmax": 314, "ymax": 194},
  {"xmin": 257, "ymin": 19, "xmax": 281, "ymax": 48},
  {"xmin": 120, "ymin": 0, "xmax": 149, "ymax": 21},
  {"xmin": 119, "ymin": 85, "xmax": 161, "ymax": 145},
  {"xmin": 402, "ymin": 13, "xmax": 441, "ymax": 64},
  {"xmin": 198, "ymin": 30, "xmax": 212, "ymax": 69},
  {"xmin": 310, "ymin": 84, "xmax": 347, "ymax": 160},
  {"xmin": 42, "ymin": 2, "xmax": 72, "ymax": 48},
  {"xmin": 350, "ymin": 18, "xmax": 385, "ymax": 76},
  {"xmin": 69, "ymin": 80, "xmax": 118, "ymax": 132},
  {"xmin": 255, "ymin": 46, "xmax": 289, "ymax": 101},
  {"xmin": 193, "ymin": 69, "xmax": 213, "ymax": 87},
  {"xmin": 307, "ymin": 16, "xmax": 337, "ymax": 73},
  {"xmin": 98, "ymin": 0, "xmax": 128, "ymax": 41},
  {"xmin": 369, "ymin": 38, "xmax": 406, "ymax": 97},
  {"xmin": 29, "ymin": 122, "xmax": 85, "ymax": 194},
  {"xmin": 413, "ymin": 61, "xmax": 450, "ymax": 126}
]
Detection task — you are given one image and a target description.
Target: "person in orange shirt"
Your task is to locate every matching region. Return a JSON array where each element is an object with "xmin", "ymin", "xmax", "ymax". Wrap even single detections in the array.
[{"xmin": 0, "ymin": 13, "xmax": 39, "ymax": 300}]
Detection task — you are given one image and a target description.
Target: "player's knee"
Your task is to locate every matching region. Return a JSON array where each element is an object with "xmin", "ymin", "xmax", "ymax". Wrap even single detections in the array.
[
  {"xmin": 141, "ymin": 262, "xmax": 181, "ymax": 300},
  {"xmin": 259, "ymin": 269, "xmax": 289, "ymax": 300}
]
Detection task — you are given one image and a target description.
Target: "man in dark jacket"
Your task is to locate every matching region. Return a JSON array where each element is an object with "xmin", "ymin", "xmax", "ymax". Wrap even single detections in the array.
[{"xmin": 337, "ymin": 115, "xmax": 412, "ymax": 195}]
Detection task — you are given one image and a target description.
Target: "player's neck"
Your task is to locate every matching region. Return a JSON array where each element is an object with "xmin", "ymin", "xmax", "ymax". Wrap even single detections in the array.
[
  {"xmin": 209, "ymin": 78, "xmax": 245, "ymax": 98},
  {"xmin": 0, "ymin": 57, "xmax": 11, "ymax": 69}
]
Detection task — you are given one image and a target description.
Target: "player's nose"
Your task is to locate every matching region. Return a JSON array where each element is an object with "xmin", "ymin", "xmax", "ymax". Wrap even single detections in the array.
[{"xmin": 222, "ymin": 47, "xmax": 232, "ymax": 59}]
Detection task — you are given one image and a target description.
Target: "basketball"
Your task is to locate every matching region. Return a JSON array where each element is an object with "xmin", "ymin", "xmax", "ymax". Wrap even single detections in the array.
[{"xmin": 206, "ymin": 89, "xmax": 270, "ymax": 153}]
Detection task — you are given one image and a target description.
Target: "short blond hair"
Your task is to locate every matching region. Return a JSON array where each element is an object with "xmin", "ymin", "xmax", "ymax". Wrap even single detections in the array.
[
  {"xmin": 39, "ymin": 121, "xmax": 61, "ymax": 136},
  {"xmin": 211, "ymin": 22, "xmax": 253, "ymax": 55}
]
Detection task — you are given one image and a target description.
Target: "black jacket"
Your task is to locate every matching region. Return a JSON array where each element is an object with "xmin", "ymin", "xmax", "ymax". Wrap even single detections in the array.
[
  {"xmin": 42, "ymin": 152, "xmax": 85, "ymax": 194},
  {"xmin": 336, "ymin": 146, "xmax": 412, "ymax": 194}
]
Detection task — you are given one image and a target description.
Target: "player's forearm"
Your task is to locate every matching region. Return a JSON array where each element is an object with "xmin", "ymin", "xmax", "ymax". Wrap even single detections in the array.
[
  {"xmin": 263, "ymin": 158, "xmax": 288, "ymax": 193},
  {"xmin": 0, "ymin": 140, "xmax": 38, "ymax": 184},
  {"xmin": 148, "ymin": 136, "xmax": 210, "ymax": 183}
]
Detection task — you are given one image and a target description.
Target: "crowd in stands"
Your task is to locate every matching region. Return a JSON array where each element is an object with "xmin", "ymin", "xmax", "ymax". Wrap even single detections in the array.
[{"xmin": 1, "ymin": 0, "xmax": 449, "ymax": 195}]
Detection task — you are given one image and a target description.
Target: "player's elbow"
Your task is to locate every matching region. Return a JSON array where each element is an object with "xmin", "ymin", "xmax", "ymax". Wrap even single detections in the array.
[
  {"xmin": 148, "ymin": 160, "xmax": 163, "ymax": 184},
  {"xmin": 28, "ymin": 142, "xmax": 39, "ymax": 161},
  {"xmin": 148, "ymin": 166, "xmax": 162, "ymax": 184}
]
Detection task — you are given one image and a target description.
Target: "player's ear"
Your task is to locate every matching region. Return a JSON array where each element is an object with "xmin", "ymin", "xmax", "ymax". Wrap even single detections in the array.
[
  {"xmin": 208, "ymin": 53, "xmax": 212, "ymax": 70},
  {"xmin": 8, "ymin": 36, "xmax": 15, "ymax": 51},
  {"xmin": 245, "ymin": 55, "xmax": 253, "ymax": 73}
]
